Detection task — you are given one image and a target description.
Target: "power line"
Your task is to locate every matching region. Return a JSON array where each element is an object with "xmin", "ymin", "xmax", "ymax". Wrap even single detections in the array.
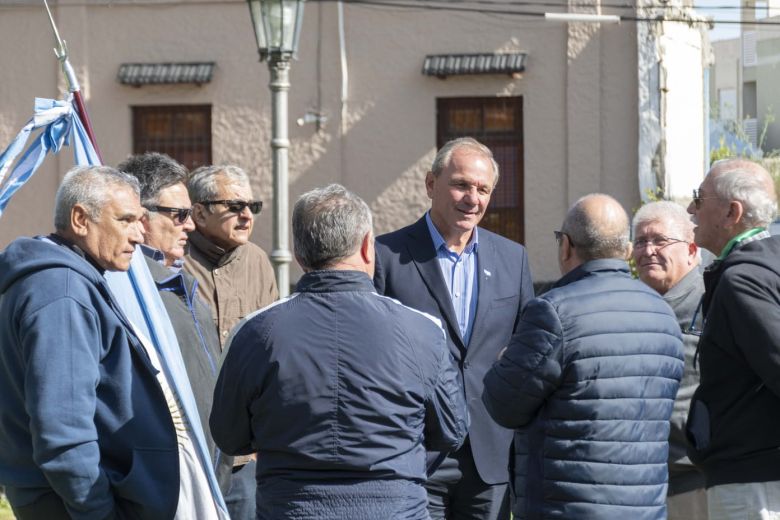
[{"xmin": 308, "ymin": 0, "xmax": 780, "ymax": 25}]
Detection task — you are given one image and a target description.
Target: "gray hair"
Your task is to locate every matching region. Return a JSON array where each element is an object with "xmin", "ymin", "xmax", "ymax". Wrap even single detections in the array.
[
  {"xmin": 54, "ymin": 165, "xmax": 140, "ymax": 231},
  {"xmin": 431, "ymin": 137, "xmax": 500, "ymax": 186},
  {"xmin": 188, "ymin": 165, "xmax": 251, "ymax": 204},
  {"xmin": 709, "ymin": 159, "xmax": 777, "ymax": 228},
  {"xmin": 562, "ymin": 193, "xmax": 630, "ymax": 261},
  {"xmin": 292, "ymin": 184, "xmax": 373, "ymax": 271},
  {"xmin": 632, "ymin": 201, "xmax": 694, "ymax": 242},
  {"xmin": 117, "ymin": 152, "xmax": 188, "ymax": 206}
]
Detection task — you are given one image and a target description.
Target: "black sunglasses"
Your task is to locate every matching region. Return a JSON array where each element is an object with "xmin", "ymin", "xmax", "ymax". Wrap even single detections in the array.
[
  {"xmin": 199, "ymin": 199, "xmax": 263, "ymax": 215},
  {"xmin": 145, "ymin": 205, "xmax": 192, "ymax": 224},
  {"xmin": 692, "ymin": 188, "xmax": 720, "ymax": 210}
]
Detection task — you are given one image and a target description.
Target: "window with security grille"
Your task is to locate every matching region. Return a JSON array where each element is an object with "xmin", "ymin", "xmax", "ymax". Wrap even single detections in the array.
[
  {"xmin": 132, "ymin": 105, "xmax": 212, "ymax": 170},
  {"xmin": 437, "ymin": 97, "xmax": 524, "ymax": 244}
]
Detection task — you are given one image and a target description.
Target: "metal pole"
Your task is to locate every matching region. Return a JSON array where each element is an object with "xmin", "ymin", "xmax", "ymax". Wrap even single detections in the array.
[{"xmin": 269, "ymin": 57, "xmax": 292, "ymax": 297}]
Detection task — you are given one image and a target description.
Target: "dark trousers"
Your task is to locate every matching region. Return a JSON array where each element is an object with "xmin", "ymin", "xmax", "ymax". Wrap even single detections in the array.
[
  {"xmin": 225, "ymin": 460, "xmax": 257, "ymax": 520},
  {"xmin": 426, "ymin": 443, "xmax": 509, "ymax": 520}
]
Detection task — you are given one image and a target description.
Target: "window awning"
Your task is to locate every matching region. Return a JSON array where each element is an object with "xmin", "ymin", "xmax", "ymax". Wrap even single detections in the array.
[
  {"xmin": 422, "ymin": 53, "xmax": 527, "ymax": 78},
  {"xmin": 117, "ymin": 62, "xmax": 215, "ymax": 86}
]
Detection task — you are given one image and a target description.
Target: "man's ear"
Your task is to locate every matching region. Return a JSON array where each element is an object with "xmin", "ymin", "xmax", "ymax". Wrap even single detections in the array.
[
  {"xmin": 360, "ymin": 232, "xmax": 373, "ymax": 264},
  {"xmin": 192, "ymin": 203, "xmax": 208, "ymax": 227},
  {"xmin": 725, "ymin": 200, "xmax": 745, "ymax": 229},
  {"xmin": 625, "ymin": 241, "xmax": 633, "ymax": 261},
  {"xmin": 559, "ymin": 234, "xmax": 575, "ymax": 263},
  {"xmin": 425, "ymin": 171, "xmax": 436, "ymax": 199},
  {"xmin": 70, "ymin": 204, "xmax": 91, "ymax": 237},
  {"xmin": 687, "ymin": 241, "xmax": 699, "ymax": 264}
]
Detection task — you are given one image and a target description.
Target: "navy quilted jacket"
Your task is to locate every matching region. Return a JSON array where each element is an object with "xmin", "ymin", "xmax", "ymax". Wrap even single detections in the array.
[{"xmin": 483, "ymin": 259, "xmax": 684, "ymax": 519}]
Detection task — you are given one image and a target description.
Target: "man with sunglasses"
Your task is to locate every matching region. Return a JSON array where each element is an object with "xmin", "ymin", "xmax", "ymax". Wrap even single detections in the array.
[
  {"xmin": 632, "ymin": 201, "xmax": 706, "ymax": 519},
  {"xmin": 685, "ymin": 159, "xmax": 780, "ymax": 519},
  {"xmin": 185, "ymin": 164, "xmax": 278, "ymax": 520},
  {"xmin": 118, "ymin": 152, "xmax": 232, "ymax": 497}
]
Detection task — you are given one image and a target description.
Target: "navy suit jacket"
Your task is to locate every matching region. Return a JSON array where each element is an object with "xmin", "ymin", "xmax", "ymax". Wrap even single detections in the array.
[{"xmin": 374, "ymin": 216, "xmax": 533, "ymax": 484}]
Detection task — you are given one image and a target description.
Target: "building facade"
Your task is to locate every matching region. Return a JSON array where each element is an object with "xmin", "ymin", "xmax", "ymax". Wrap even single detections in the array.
[{"xmin": 0, "ymin": 0, "xmax": 707, "ymax": 283}]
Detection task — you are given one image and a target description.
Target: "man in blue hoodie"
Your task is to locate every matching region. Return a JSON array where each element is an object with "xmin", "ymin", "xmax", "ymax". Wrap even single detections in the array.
[{"xmin": 0, "ymin": 166, "xmax": 181, "ymax": 519}]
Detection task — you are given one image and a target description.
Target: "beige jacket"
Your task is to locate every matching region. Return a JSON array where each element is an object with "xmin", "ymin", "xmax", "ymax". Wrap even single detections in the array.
[
  {"xmin": 184, "ymin": 230, "xmax": 279, "ymax": 350},
  {"xmin": 185, "ymin": 230, "xmax": 278, "ymax": 467}
]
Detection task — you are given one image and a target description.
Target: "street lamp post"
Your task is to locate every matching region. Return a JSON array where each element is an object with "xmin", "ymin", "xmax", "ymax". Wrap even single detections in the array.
[{"xmin": 246, "ymin": 0, "xmax": 305, "ymax": 297}]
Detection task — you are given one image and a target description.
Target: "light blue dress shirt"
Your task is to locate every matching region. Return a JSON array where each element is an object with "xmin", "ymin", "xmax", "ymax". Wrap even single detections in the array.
[{"xmin": 425, "ymin": 212, "xmax": 479, "ymax": 345}]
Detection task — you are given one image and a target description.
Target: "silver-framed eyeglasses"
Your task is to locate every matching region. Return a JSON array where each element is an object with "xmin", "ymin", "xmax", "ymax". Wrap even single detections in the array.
[{"xmin": 633, "ymin": 234, "xmax": 688, "ymax": 251}]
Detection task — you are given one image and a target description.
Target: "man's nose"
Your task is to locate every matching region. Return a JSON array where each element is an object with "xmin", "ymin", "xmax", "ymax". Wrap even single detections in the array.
[
  {"xmin": 239, "ymin": 205, "xmax": 253, "ymax": 219},
  {"xmin": 463, "ymin": 187, "xmax": 479, "ymax": 203},
  {"xmin": 131, "ymin": 221, "xmax": 145, "ymax": 244},
  {"xmin": 183, "ymin": 215, "xmax": 196, "ymax": 232}
]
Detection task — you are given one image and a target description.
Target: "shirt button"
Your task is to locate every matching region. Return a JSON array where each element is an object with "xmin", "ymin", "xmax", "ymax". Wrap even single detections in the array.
[
  {"xmin": 464, "ymin": 361, "xmax": 470, "ymax": 369},
  {"xmin": 455, "ymin": 292, "xmax": 460, "ymax": 298},
  {"xmin": 214, "ymin": 269, "xmax": 220, "ymax": 276},
  {"xmin": 222, "ymin": 330, "xmax": 228, "ymax": 337}
]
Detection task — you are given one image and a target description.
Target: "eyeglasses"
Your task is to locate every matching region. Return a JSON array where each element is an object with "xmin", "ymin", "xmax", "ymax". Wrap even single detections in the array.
[
  {"xmin": 692, "ymin": 188, "xmax": 720, "ymax": 209},
  {"xmin": 145, "ymin": 205, "xmax": 192, "ymax": 224},
  {"xmin": 633, "ymin": 234, "xmax": 688, "ymax": 250},
  {"xmin": 199, "ymin": 199, "xmax": 263, "ymax": 214},
  {"xmin": 554, "ymin": 230, "xmax": 576, "ymax": 247}
]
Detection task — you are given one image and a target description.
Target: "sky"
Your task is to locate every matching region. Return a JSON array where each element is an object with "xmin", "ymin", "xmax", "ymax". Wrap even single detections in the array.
[{"xmin": 696, "ymin": 0, "xmax": 742, "ymax": 41}]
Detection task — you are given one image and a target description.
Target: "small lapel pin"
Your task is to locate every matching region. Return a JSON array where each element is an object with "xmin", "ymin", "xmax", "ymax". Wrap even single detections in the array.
[{"xmin": 483, "ymin": 269, "xmax": 492, "ymax": 277}]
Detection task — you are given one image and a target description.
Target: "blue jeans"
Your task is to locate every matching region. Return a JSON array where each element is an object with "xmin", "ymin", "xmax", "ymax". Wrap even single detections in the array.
[{"xmin": 225, "ymin": 460, "xmax": 257, "ymax": 520}]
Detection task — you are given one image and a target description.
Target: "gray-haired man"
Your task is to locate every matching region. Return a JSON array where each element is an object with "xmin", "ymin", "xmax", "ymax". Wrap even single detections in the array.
[
  {"xmin": 211, "ymin": 184, "xmax": 468, "ymax": 520},
  {"xmin": 686, "ymin": 159, "xmax": 780, "ymax": 519},
  {"xmin": 185, "ymin": 164, "xmax": 278, "ymax": 520},
  {"xmin": 0, "ymin": 166, "xmax": 183, "ymax": 518},
  {"xmin": 632, "ymin": 201, "xmax": 706, "ymax": 519}
]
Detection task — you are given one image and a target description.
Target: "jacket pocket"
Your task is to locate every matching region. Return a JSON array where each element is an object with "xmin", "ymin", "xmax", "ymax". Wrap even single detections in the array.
[
  {"xmin": 490, "ymin": 294, "xmax": 520, "ymax": 309},
  {"xmin": 686, "ymin": 399, "xmax": 711, "ymax": 452},
  {"xmin": 113, "ymin": 447, "xmax": 178, "ymax": 518}
]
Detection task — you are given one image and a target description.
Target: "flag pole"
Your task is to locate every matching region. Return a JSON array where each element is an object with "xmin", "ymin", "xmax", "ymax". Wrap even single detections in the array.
[{"xmin": 43, "ymin": 0, "xmax": 103, "ymax": 162}]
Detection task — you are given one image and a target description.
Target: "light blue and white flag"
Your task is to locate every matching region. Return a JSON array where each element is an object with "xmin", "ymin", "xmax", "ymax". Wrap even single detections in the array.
[
  {"xmin": 0, "ymin": 97, "xmax": 228, "ymax": 516},
  {"xmin": 0, "ymin": 97, "xmax": 99, "ymax": 216}
]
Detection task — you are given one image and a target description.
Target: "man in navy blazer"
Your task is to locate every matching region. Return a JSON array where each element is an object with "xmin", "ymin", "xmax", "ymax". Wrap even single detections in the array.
[{"xmin": 374, "ymin": 137, "xmax": 534, "ymax": 519}]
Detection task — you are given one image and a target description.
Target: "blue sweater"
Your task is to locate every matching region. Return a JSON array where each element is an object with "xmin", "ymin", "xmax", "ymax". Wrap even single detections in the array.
[
  {"xmin": 483, "ymin": 259, "xmax": 684, "ymax": 519},
  {"xmin": 0, "ymin": 236, "xmax": 179, "ymax": 519}
]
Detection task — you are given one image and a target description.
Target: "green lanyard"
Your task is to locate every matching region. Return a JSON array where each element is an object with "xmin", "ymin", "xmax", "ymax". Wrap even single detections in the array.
[{"xmin": 718, "ymin": 227, "xmax": 766, "ymax": 259}]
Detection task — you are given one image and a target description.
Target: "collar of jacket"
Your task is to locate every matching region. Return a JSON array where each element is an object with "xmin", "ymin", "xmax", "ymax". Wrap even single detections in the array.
[
  {"xmin": 46, "ymin": 233, "xmax": 106, "ymax": 275},
  {"xmin": 663, "ymin": 266, "xmax": 703, "ymax": 309},
  {"xmin": 717, "ymin": 227, "xmax": 767, "ymax": 259},
  {"xmin": 296, "ymin": 269, "xmax": 376, "ymax": 293},
  {"xmin": 702, "ymin": 229, "xmax": 774, "ymax": 317},
  {"xmin": 187, "ymin": 229, "xmax": 242, "ymax": 267},
  {"xmin": 553, "ymin": 258, "xmax": 630, "ymax": 289},
  {"xmin": 142, "ymin": 249, "xmax": 198, "ymax": 307}
]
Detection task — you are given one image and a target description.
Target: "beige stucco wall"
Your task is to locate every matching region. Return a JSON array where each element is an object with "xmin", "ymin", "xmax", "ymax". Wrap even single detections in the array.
[{"xmin": 0, "ymin": 0, "xmax": 641, "ymax": 283}]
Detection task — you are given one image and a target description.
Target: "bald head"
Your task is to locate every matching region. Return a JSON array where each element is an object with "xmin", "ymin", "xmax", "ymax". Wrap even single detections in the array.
[{"xmin": 562, "ymin": 194, "xmax": 631, "ymax": 262}]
